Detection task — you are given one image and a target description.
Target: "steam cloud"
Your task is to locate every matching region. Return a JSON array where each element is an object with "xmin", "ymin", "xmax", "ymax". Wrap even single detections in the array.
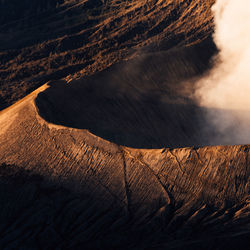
[{"xmin": 195, "ymin": 0, "xmax": 250, "ymax": 145}]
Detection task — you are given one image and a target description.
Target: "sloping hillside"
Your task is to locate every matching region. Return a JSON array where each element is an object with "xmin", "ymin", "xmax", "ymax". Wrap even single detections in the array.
[
  {"xmin": 0, "ymin": 0, "xmax": 215, "ymax": 110},
  {"xmin": 0, "ymin": 0, "xmax": 249, "ymax": 249},
  {"xmin": 0, "ymin": 82, "xmax": 249, "ymax": 249}
]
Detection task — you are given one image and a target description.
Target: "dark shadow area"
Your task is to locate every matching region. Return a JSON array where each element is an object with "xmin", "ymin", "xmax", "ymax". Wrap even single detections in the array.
[
  {"xmin": 0, "ymin": 163, "xmax": 249, "ymax": 249},
  {"xmin": 0, "ymin": 0, "xmax": 104, "ymax": 50},
  {"xmin": 36, "ymin": 42, "xmax": 219, "ymax": 148}
]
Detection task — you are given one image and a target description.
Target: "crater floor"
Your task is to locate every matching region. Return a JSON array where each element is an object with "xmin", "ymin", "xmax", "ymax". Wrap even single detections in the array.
[{"xmin": 36, "ymin": 40, "xmax": 218, "ymax": 149}]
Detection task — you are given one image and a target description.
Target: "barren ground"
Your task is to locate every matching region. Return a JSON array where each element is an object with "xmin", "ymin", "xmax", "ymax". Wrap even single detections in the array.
[{"xmin": 0, "ymin": 0, "xmax": 249, "ymax": 249}]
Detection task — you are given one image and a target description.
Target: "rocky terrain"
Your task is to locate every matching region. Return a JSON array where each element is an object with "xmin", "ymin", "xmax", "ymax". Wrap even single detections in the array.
[
  {"xmin": 0, "ymin": 0, "xmax": 249, "ymax": 249},
  {"xmin": 0, "ymin": 0, "xmax": 214, "ymax": 110},
  {"xmin": 0, "ymin": 80, "xmax": 249, "ymax": 249}
]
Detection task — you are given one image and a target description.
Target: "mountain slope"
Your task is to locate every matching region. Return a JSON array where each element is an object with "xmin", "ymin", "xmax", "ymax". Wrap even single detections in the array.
[
  {"xmin": 0, "ymin": 0, "xmax": 215, "ymax": 110},
  {"xmin": 0, "ymin": 0, "xmax": 249, "ymax": 249},
  {"xmin": 0, "ymin": 82, "xmax": 249, "ymax": 249}
]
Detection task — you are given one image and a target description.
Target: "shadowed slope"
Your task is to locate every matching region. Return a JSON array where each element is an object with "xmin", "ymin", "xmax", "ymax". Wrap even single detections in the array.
[
  {"xmin": 0, "ymin": 0, "xmax": 215, "ymax": 110},
  {"xmin": 36, "ymin": 39, "xmax": 218, "ymax": 148},
  {"xmin": 0, "ymin": 0, "xmax": 249, "ymax": 249},
  {"xmin": 0, "ymin": 94, "xmax": 249, "ymax": 248},
  {"xmin": 0, "ymin": 43, "xmax": 248, "ymax": 249}
]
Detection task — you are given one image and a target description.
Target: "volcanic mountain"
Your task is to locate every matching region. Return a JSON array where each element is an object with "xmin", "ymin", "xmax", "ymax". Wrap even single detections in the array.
[{"xmin": 0, "ymin": 0, "xmax": 249, "ymax": 249}]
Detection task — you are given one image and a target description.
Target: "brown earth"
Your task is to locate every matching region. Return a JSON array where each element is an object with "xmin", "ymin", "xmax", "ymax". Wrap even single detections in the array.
[
  {"xmin": 0, "ymin": 81, "xmax": 249, "ymax": 249},
  {"xmin": 0, "ymin": 0, "xmax": 215, "ymax": 110},
  {"xmin": 0, "ymin": 0, "xmax": 249, "ymax": 249}
]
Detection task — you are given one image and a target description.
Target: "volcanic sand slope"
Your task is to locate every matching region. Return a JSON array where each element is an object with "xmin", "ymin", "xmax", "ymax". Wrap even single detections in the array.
[
  {"xmin": 0, "ymin": 85, "xmax": 249, "ymax": 249},
  {"xmin": 0, "ymin": 0, "xmax": 214, "ymax": 110},
  {"xmin": 0, "ymin": 0, "xmax": 249, "ymax": 249},
  {"xmin": 0, "ymin": 41, "xmax": 249, "ymax": 249}
]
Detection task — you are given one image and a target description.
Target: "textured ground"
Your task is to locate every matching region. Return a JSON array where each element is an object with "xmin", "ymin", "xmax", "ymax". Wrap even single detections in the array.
[
  {"xmin": 0, "ymin": 0, "xmax": 214, "ymax": 110},
  {"xmin": 0, "ymin": 0, "xmax": 249, "ymax": 249},
  {"xmin": 0, "ymin": 83, "xmax": 249, "ymax": 249}
]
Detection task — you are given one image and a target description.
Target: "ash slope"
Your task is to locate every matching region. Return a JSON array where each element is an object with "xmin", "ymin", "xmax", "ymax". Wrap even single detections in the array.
[
  {"xmin": 0, "ymin": 0, "xmax": 249, "ymax": 249},
  {"xmin": 0, "ymin": 83, "xmax": 249, "ymax": 249},
  {"xmin": 0, "ymin": 0, "xmax": 214, "ymax": 110},
  {"xmin": 0, "ymin": 42, "xmax": 249, "ymax": 249}
]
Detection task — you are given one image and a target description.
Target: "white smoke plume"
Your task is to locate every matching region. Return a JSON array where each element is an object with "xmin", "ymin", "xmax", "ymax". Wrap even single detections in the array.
[{"xmin": 195, "ymin": 0, "xmax": 250, "ymax": 145}]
